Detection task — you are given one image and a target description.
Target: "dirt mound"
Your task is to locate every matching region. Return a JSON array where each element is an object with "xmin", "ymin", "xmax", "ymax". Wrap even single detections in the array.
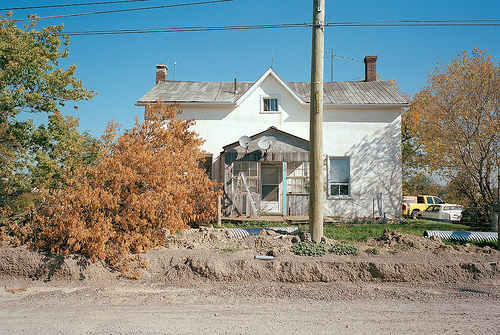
[
  {"xmin": 0, "ymin": 246, "xmax": 116, "ymax": 282},
  {"xmin": 370, "ymin": 229, "xmax": 497, "ymax": 254},
  {"xmin": 0, "ymin": 228, "xmax": 498, "ymax": 284}
]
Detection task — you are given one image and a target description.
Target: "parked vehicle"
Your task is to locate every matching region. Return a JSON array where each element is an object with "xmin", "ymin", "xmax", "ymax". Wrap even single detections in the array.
[
  {"xmin": 417, "ymin": 204, "xmax": 463, "ymax": 222},
  {"xmin": 402, "ymin": 195, "xmax": 444, "ymax": 219}
]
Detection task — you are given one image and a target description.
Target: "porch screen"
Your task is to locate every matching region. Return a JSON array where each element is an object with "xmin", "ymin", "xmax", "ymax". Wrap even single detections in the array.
[{"xmin": 262, "ymin": 165, "xmax": 279, "ymax": 201}]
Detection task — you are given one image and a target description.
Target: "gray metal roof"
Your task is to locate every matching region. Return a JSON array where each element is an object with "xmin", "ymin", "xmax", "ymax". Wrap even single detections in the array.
[
  {"xmin": 137, "ymin": 81, "xmax": 254, "ymax": 104},
  {"xmin": 289, "ymin": 81, "xmax": 408, "ymax": 105},
  {"xmin": 137, "ymin": 79, "xmax": 407, "ymax": 106}
]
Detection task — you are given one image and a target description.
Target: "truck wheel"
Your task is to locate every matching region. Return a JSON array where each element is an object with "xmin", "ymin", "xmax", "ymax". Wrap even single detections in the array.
[{"xmin": 411, "ymin": 210, "xmax": 419, "ymax": 220}]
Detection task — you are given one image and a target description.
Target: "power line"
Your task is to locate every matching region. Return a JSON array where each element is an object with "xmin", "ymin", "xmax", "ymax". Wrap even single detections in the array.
[
  {"xmin": 7, "ymin": 0, "xmax": 234, "ymax": 21},
  {"xmin": 1, "ymin": 0, "xmax": 156, "ymax": 11},
  {"xmin": 60, "ymin": 20, "xmax": 500, "ymax": 36},
  {"xmin": 329, "ymin": 23, "xmax": 500, "ymax": 26},
  {"xmin": 334, "ymin": 19, "xmax": 500, "ymax": 24},
  {"xmin": 326, "ymin": 19, "xmax": 500, "ymax": 27},
  {"xmin": 64, "ymin": 23, "xmax": 309, "ymax": 35}
]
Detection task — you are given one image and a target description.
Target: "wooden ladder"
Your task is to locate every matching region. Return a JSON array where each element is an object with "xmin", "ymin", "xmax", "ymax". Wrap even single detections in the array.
[{"xmin": 231, "ymin": 172, "xmax": 259, "ymax": 217}]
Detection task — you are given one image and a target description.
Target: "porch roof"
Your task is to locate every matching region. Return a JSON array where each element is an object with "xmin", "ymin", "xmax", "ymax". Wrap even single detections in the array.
[
  {"xmin": 222, "ymin": 126, "xmax": 308, "ymax": 151},
  {"xmin": 222, "ymin": 127, "xmax": 310, "ymax": 164}
]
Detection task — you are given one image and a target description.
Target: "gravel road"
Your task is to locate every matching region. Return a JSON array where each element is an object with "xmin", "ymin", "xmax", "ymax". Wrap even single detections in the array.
[
  {"xmin": 1, "ymin": 279, "xmax": 499, "ymax": 334},
  {"xmin": 1, "ymin": 228, "xmax": 499, "ymax": 334}
]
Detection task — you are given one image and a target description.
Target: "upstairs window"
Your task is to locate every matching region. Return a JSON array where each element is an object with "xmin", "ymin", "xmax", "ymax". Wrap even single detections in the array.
[
  {"xmin": 261, "ymin": 96, "xmax": 280, "ymax": 113},
  {"xmin": 263, "ymin": 97, "xmax": 278, "ymax": 111},
  {"xmin": 327, "ymin": 156, "xmax": 350, "ymax": 197}
]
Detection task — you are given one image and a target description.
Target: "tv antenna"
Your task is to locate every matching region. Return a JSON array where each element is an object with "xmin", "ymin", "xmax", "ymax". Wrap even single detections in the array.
[
  {"xmin": 173, "ymin": 60, "xmax": 177, "ymax": 81},
  {"xmin": 238, "ymin": 135, "xmax": 251, "ymax": 152},
  {"xmin": 325, "ymin": 51, "xmax": 363, "ymax": 82},
  {"xmin": 257, "ymin": 136, "xmax": 276, "ymax": 151}
]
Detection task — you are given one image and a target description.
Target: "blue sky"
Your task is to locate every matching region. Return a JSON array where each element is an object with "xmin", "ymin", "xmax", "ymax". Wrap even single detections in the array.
[{"xmin": 5, "ymin": 0, "xmax": 500, "ymax": 137}]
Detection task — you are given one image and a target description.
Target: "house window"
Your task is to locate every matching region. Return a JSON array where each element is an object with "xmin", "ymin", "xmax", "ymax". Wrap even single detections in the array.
[
  {"xmin": 261, "ymin": 96, "xmax": 280, "ymax": 113},
  {"xmin": 327, "ymin": 156, "xmax": 350, "ymax": 197},
  {"xmin": 286, "ymin": 162, "xmax": 309, "ymax": 194},
  {"xmin": 198, "ymin": 154, "xmax": 213, "ymax": 179},
  {"xmin": 263, "ymin": 97, "xmax": 278, "ymax": 111}
]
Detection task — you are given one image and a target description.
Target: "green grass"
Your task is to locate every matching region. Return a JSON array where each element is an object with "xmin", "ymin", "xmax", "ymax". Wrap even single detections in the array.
[
  {"xmin": 306, "ymin": 220, "xmax": 474, "ymax": 243},
  {"xmin": 220, "ymin": 218, "xmax": 497, "ymax": 247},
  {"xmin": 221, "ymin": 218, "xmax": 480, "ymax": 242}
]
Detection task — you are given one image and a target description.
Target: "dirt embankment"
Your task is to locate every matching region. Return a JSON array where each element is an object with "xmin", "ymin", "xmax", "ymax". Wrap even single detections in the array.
[
  {"xmin": 0, "ymin": 227, "xmax": 498, "ymax": 284},
  {"xmin": 1, "ymin": 228, "xmax": 498, "ymax": 335}
]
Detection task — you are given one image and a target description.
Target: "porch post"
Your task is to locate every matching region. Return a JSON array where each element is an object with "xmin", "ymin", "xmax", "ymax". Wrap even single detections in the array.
[{"xmin": 283, "ymin": 162, "xmax": 287, "ymax": 216}]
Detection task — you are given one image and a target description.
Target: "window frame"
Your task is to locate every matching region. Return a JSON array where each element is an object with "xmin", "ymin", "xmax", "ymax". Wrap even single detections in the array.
[
  {"xmin": 231, "ymin": 161, "xmax": 258, "ymax": 194},
  {"xmin": 260, "ymin": 95, "xmax": 281, "ymax": 114},
  {"xmin": 286, "ymin": 161, "xmax": 309, "ymax": 195},
  {"xmin": 326, "ymin": 156, "xmax": 351, "ymax": 198}
]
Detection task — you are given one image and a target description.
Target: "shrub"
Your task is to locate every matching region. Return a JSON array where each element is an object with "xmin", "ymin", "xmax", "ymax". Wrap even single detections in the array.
[
  {"xmin": 329, "ymin": 244, "xmax": 360, "ymax": 255},
  {"xmin": 365, "ymin": 248, "xmax": 379, "ymax": 255},
  {"xmin": 290, "ymin": 241, "xmax": 326, "ymax": 257},
  {"xmin": 30, "ymin": 103, "xmax": 221, "ymax": 268}
]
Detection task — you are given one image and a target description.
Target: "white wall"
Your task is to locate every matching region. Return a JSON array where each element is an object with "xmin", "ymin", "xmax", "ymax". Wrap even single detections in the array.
[{"xmin": 175, "ymin": 74, "xmax": 403, "ymax": 217}]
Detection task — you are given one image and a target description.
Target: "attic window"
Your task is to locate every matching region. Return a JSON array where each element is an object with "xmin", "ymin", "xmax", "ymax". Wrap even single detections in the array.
[
  {"xmin": 263, "ymin": 98, "xmax": 278, "ymax": 111},
  {"xmin": 261, "ymin": 96, "xmax": 279, "ymax": 113}
]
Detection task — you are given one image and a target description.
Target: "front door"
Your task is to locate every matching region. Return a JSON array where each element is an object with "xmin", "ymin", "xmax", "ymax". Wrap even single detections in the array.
[{"xmin": 260, "ymin": 163, "xmax": 281, "ymax": 214}]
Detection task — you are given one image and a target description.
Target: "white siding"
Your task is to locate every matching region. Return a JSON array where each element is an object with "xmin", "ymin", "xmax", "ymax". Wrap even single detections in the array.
[{"xmin": 174, "ymin": 74, "xmax": 403, "ymax": 218}]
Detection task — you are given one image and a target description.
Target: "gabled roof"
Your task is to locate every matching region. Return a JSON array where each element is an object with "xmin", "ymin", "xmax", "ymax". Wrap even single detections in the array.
[
  {"xmin": 235, "ymin": 67, "xmax": 305, "ymax": 106},
  {"xmin": 223, "ymin": 126, "xmax": 308, "ymax": 150},
  {"xmin": 136, "ymin": 68, "xmax": 408, "ymax": 106},
  {"xmin": 222, "ymin": 127, "xmax": 310, "ymax": 163}
]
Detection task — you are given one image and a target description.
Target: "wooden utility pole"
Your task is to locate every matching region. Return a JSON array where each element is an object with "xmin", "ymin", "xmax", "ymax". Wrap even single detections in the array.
[{"xmin": 309, "ymin": 0, "xmax": 325, "ymax": 242}]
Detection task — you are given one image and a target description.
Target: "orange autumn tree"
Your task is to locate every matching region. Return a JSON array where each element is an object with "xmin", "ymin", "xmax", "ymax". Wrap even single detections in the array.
[
  {"xmin": 409, "ymin": 48, "xmax": 500, "ymax": 219},
  {"xmin": 32, "ymin": 103, "xmax": 220, "ymax": 266}
]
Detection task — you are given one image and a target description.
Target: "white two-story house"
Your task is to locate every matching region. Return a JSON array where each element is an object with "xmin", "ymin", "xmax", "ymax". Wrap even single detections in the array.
[{"xmin": 136, "ymin": 56, "xmax": 407, "ymax": 219}]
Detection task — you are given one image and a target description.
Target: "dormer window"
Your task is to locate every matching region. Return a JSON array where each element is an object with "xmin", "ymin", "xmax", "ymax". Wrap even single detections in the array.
[{"xmin": 261, "ymin": 95, "xmax": 280, "ymax": 113}]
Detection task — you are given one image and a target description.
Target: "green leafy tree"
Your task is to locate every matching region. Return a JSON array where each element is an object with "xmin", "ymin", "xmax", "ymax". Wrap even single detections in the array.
[
  {"xmin": 29, "ymin": 112, "xmax": 100, "ymax": 190},
  {"xmin": 0, "ymin": 117, "xmax": 33, "ymax": 213},
  {"xmin": 389, "ymin": 80, "xmax": 430, "ymax": 196},
  {"xmin": 0, "ymin": 13, "xmax": 95, "ymax": 214},
  {"xmin": 401, "ymin": 96, "xmax": 425, "ymax": 178},
  {"xmin": 409, "ymin": 48, "xmax": 500, "ymax": 219},
  {"xmin": 403, "ymin": 172, "xmax": 439, "ymax": 196}
]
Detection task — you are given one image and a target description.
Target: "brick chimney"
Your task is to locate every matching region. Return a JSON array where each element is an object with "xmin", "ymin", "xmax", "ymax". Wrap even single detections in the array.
[
  {"xmin": 156, "ymin": 64, "xmax": 168, "ymax": 84},
  {"xmin": 364, "ymin": 56, "xmax": 377, "ymax": 82}
]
